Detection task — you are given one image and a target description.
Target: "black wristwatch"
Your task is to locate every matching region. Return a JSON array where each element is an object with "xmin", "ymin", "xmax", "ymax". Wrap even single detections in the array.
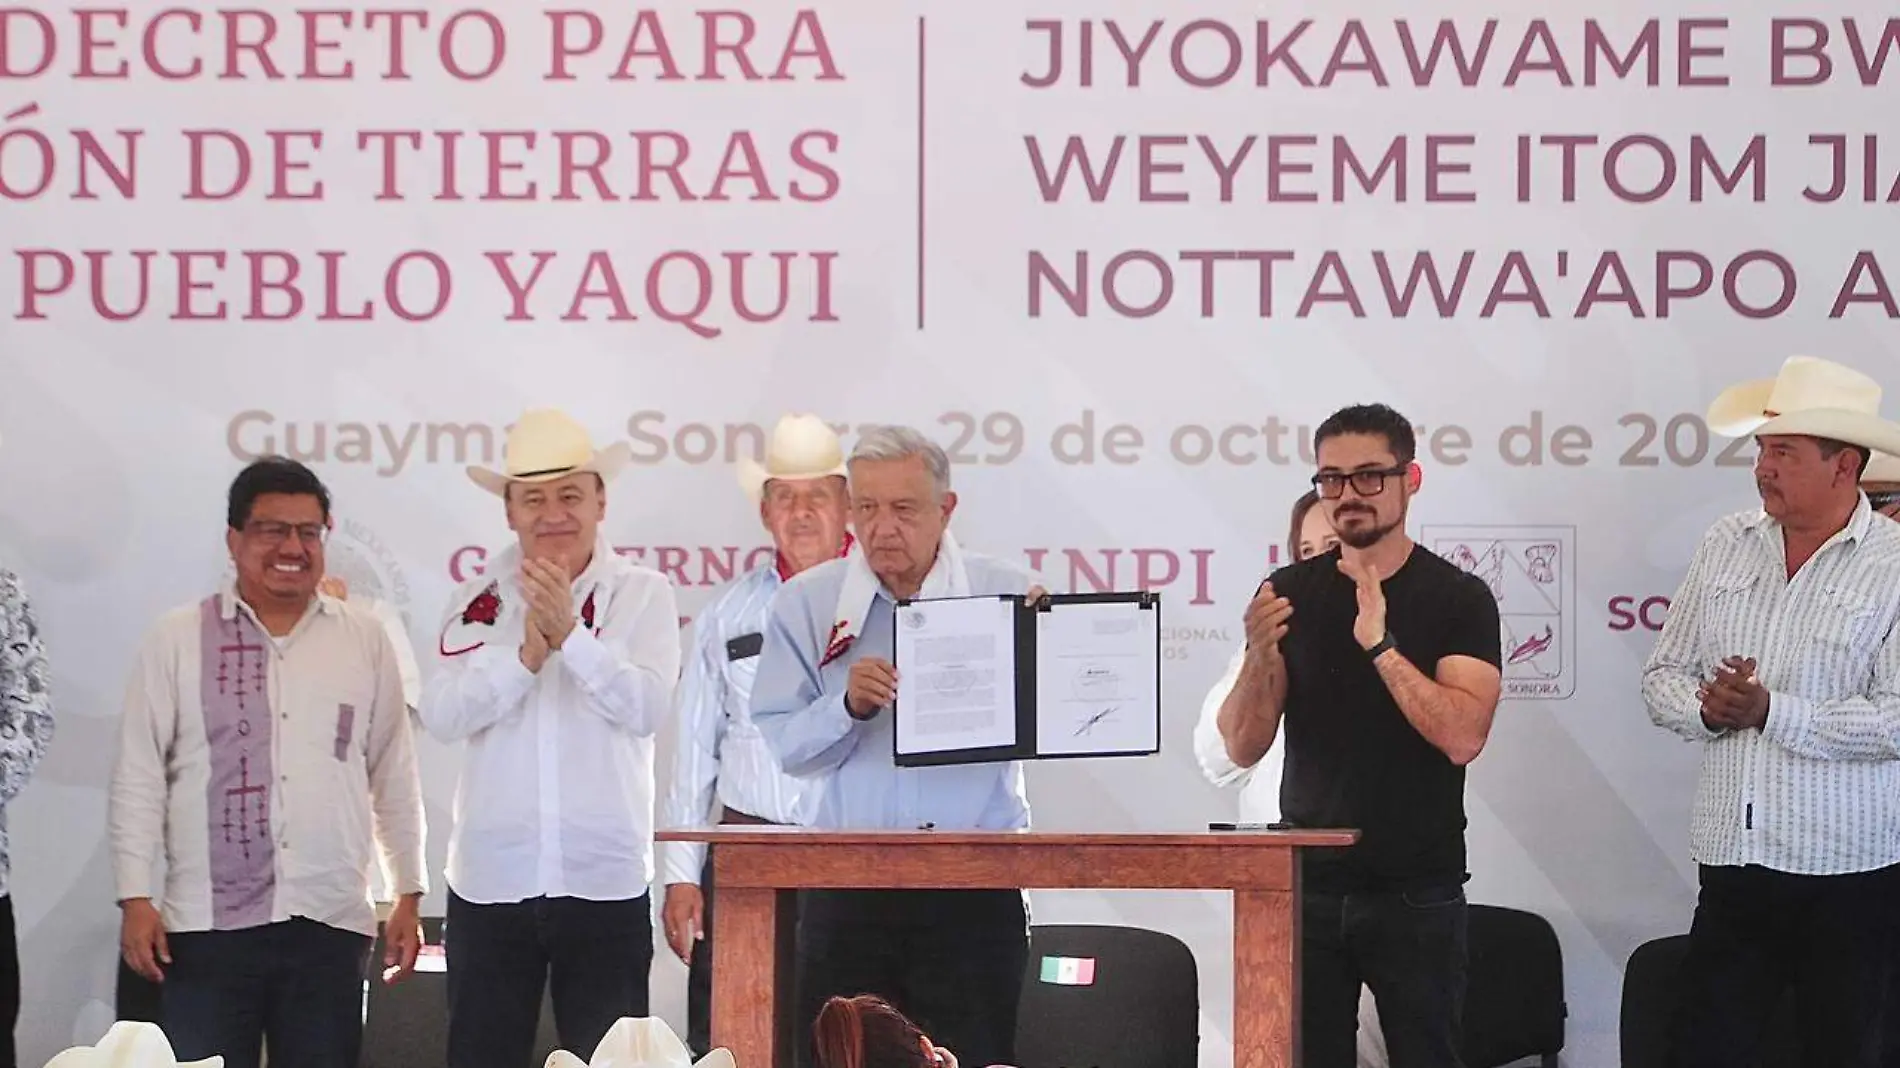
[{"xmin": 1365, "ymin": 631, "xmax": 1397, "ymax": 659}]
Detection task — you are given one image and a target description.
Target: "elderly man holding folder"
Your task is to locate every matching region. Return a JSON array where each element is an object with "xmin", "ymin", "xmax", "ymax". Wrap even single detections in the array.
[{"xmin": 751, "ymin": 424, "xmax": 1043, "ymax": 1068}]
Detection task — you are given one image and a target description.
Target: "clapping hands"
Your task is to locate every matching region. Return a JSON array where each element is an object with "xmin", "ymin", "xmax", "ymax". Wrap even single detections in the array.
[
  {"xmin": 517, "ymin": 558, "xmax": 575, "ymax": 673},
  {"xmin": 1699, "ymin": 656, "xmax": 1768, "ymax": 732}
]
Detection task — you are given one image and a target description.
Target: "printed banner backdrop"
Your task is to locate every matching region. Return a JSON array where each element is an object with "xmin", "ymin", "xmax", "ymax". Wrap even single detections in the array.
[{"xmin": 4, "ymin": 0, "xmax": 1899, "ymax": 1063}]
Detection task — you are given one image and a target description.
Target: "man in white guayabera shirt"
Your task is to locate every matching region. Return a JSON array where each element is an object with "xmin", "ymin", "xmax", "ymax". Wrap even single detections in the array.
[
  {"xmin": 422, "ymin": 408, "xmax": 681, "ymax": 1068},
  {"xmin": 111, "ymin": 457, "xmax": 426, "ymax": 1068},
  {"xmin": 1643, "ymin": 355, "xmax": 1900, "ymax": 1068}
]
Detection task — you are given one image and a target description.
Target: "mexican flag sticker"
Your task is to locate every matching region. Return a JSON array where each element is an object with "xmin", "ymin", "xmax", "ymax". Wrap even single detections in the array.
[{"xmin": 1039, "ymin": 955, "xmax": 1097, "ymax": 985}]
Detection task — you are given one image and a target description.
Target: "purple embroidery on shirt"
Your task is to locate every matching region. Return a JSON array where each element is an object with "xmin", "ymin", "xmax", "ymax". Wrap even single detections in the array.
[
  {"xmin": 333, "ymin": 704, "xmax": 355, "ymax": 762},
  {"xmin": 199, "ymin": 597, "xmax": 275, "ymax": 929}
]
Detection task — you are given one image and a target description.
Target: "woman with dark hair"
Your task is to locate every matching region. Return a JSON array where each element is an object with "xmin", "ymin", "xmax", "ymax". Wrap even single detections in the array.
[{"xmin": 812, "ymin": 996, "xmax": 961, "ymax": 1068}]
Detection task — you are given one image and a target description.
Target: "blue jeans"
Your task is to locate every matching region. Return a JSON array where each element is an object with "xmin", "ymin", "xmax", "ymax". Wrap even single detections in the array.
[
  {"xmin": 162, "ymin": 918, "xmax": 371, "ymax": 1068},
  {"xmin": 445, "ymin": 891, "xmax": 652, "ymax": 1068},
  {"xmin": 1301, "ymin": 882, "xmax": 1468, "ymax": 1068}
]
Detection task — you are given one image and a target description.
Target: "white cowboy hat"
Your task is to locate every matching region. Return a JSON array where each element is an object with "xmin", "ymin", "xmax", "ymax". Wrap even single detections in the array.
[
  {"xmin": 467, "ymin": 408, "xmax": 632, "ymax": 497},
  {"xmin": 737, "ymin": 412, "xmax": 847, "ymax": 505},
  {"xmin": 44, "ymin": 1022, "xmax": 222, "ymax": 1068},
  {"xmin": 1863, "ymin": 452, "xmax": 1900, "ymax": 484},
  {"xmin": 1706, "ymin": 355, "xmax": 1900, "ymax": 457},
  {"xmin": 543, "ymin": 1017, "xmax": 734, "ymax": 1068}
]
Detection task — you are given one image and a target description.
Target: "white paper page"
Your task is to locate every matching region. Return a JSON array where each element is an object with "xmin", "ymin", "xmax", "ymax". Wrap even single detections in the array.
[
  {"xmin": 893, "ymin": 596, "xmax": 1020, "ymax": 756},
  {"xmin": 1033, "ymin": 600, "xmax": 1161, "ymax": 757}
]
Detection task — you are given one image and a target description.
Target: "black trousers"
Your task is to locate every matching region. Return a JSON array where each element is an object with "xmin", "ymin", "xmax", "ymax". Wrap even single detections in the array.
[
  {"xmin": 1890, "ymin": 924, "xmax": 1900, "ymax": 1068},
  {"xmin": 1669, "ymin": 862, "xmax": 1900, "ymax": 1068},
  {"xmin": 1301, "ymin": 881, "xmax": 1469, "ymax": 1068},
  {"xmin": 794, "ymin": 889, "xmax": 1027, "ymax": 1068},
  {"xmin": 0, "ymin": 895, "xmax": 16, "ymax": 1068},
  {"xmin": 161, "ymin": 918, "xmax": 372, "ymax": 1068},
  {"xmin": 445, "ymin": 891, "xmax": 653, "ymax": 1068}
]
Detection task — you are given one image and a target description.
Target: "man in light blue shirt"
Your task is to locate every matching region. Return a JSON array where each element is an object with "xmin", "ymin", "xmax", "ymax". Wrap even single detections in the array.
[
  {"xmin": 753, "ymin": 425, "xmax": 1042, "ymax": 1068},
  {"xmin": 658, "ymin": 413, "xmax": 852, "ymax": 1057}
]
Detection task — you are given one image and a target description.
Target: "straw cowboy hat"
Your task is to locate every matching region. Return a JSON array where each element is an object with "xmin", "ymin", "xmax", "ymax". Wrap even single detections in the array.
[
  {"xmin": 44, "ymin": 1022, "xmax": 222, "ymax": 1068},
  {"xmin": 1706, "ymin": 355, "xmax": 1900, "ymax": 458},
  {"xmin": 543, "ymin": 1017, "xmax": 734, "ymax": 1068},
  {"xmin": 737, "ymin": 413, "xmax": 847, "ymax": 505},
  {"xmin": 467, "ymin": 408, "xmax": 632, "ymax": 496}
]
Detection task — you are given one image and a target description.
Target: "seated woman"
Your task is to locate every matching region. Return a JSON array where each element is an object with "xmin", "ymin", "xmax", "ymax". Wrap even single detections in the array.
[{"xmin": 813, "ymin": 995, "xmax": 965, "ymax": 1068}]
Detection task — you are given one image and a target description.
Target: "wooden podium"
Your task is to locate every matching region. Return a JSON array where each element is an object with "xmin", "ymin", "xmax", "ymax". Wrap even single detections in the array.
[{"xmin": 655, "ymin": 826, "xmax": 1357, "ymax": 1068}]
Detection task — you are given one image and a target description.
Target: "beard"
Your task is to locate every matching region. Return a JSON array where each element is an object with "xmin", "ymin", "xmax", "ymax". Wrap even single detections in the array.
[{"xmin": 1332, "ymin": 506, "xmax": 1401, "ymax": 549}]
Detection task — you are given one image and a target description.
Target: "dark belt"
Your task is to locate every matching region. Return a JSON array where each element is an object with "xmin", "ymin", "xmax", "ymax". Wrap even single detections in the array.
[{"xmin": 719, "ymin": 805, "xmax": 779, "ymax": 827}]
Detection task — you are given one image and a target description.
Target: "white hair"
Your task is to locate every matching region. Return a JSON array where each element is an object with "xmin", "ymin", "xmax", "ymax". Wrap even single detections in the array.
[{"xmin": 849, "ymin": 425, "xmax": 951, "ymax": 498}]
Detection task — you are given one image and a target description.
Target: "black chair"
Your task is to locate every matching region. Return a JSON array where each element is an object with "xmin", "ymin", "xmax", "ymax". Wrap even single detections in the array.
[
  {"xmin": 1619, "ymin": 934, "xmax": 1798, "ymax": 1068},
  {"xmin": 361, "ymin": 916, "xmax": 562, "ymax": 1068},
  {"xmin": 1013, "ymin": 924, "xmax": 1198, "ymax": 1068},
  {"xmin": 1460, "ymin": 905, "xmax": 1565, "ymax": 1068}
]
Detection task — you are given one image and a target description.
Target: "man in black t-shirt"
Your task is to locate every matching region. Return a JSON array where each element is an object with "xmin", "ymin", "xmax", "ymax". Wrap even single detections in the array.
[{"xmin": 1214, "ymin": 403, "xmax": 1503, "ymax": 1068}]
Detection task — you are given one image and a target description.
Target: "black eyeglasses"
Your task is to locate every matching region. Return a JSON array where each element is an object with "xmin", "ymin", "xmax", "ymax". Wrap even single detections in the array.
[
  {"xmin": 245, "ymin": 521, "xmax": 329, "ymax": 546},
  {"xmin": 1868, "ymin": 490, "xmax": 1900, "ymax": 514},
  {"xmin": 1311, "ymin": 466, "xmax": 1407, "ymax": 499}
]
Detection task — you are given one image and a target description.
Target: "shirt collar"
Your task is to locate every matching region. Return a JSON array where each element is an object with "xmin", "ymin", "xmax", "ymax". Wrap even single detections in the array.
[
  {"xmin": 1744, "ymin": 491, "xmax": 1876, "ymax": 547},
  {"xmin": 218, "ymin": 576, "xmax": 337, "ymax": 626}
]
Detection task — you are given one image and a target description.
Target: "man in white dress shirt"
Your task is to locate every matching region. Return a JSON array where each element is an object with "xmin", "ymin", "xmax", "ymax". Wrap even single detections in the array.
[
  {"xmin": 421, "ymin": 409, "xmax": 681, "ymax": 1068},
  {"xmin": 1643, "ymin": 356, "xmax": 1900, "ymax": 1068},
  {"xmin": 658, "ymin": 413, "xmax": 851, "ymax": 1057},
  {"xmin": 110, "ymin": 457, "xmax": 426, "ymax": 1068}
]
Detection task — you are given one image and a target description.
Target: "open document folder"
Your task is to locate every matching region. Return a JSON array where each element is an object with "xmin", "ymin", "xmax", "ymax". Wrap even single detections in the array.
[{"xmin": 891, "ymin": 592, "xmax": 1161, "ymax": 767}]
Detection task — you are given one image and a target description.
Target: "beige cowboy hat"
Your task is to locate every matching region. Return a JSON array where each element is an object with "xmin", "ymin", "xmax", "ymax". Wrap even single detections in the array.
[
  {"xmin": 1706, "ymin": 355, "xmax": 1900, "ymax": 457},
  {"xmin": 467, "ymin": 408, "xmax": 632, "ymax": 497},
  {"xmin": 45, "ymin": 1022, "xmax": 222, "ymax": 1068},
  {"xmin": 737, "ymin": 412, "xmax": 847, "ymax": 505},
  {"xmin": 543, "ymin": 1017, "xmax": 733, "ymax": 1068}
]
